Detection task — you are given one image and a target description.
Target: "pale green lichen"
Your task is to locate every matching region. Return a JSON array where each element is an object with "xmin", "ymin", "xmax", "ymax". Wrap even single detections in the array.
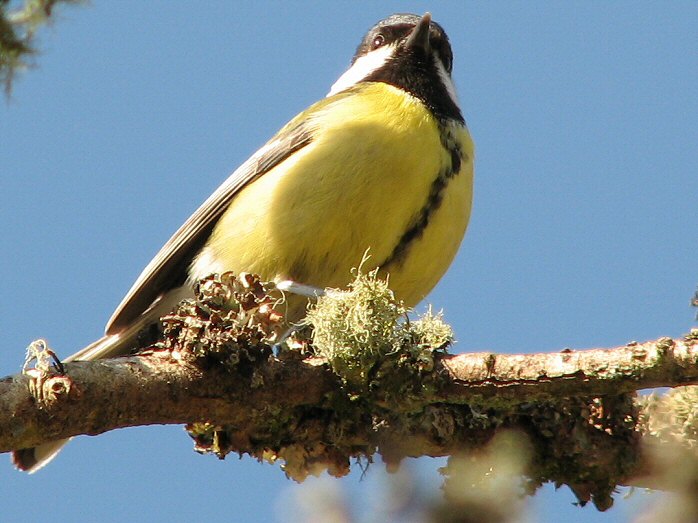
[
  {"xmin": 685, "ymin": 328, "xmax": 698, "ymax": 342},
  {"xmin": 179, "ymin": 272, "xmax": 648, "ymax": 507},
  {"xmin": 637, "ymin": 386, "xmax": 698, "ymax": 448},
  {"xmin": 305, "ymin": 268, "xmax": 453, "ymax": 389},
  {"xmin": 306, "ymin": 268, "xmax": 405, "ymax": 384},
  {"xmin": 408, "ymin": 307, "xmax": 454, "ymax": 351}
]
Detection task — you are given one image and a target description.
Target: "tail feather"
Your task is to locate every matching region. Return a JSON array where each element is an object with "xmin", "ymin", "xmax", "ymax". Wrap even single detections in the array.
[
  {"xmin": 12, "ymin": 439, "xmax": 70, "ymax": 473},
  {"xmin": 11, "ymin": 311, "xmax": 162, "ymax": 472},
  {"xmin": 10, "ymin": 333, "xmax": 128, "ymax": 473},
  {"xmin": 12, "ymin": 284, "xmax": 190, "ymax": 472}
]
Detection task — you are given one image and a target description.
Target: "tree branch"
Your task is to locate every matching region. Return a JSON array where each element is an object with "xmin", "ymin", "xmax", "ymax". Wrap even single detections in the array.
[
  {"xmin": 439, "ymin": 336, "xmax": 698, "ymax": 401},
  {"xmin": 3, "ymin": 273, "xmax": 698, "ymax": 511}
]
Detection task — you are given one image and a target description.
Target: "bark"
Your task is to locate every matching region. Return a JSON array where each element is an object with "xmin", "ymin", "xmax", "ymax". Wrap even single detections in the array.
[
  {"xmin": 2, "ymin": 337, "xmax": 696, "ymax": 451},
  {"xmin": 3, "ymin": 273, "xmax": 698, "ymax": 511}
]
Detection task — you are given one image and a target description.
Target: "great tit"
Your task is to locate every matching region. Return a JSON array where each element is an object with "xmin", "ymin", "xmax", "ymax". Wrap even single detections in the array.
[{"xmin": 14, "ymin": 12, "xmax": 474, "ymax": 472}]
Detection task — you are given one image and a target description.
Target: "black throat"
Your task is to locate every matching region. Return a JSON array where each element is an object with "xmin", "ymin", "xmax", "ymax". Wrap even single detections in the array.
[{"xmin": 361, "ymin": 47, "xmax": 464, "ymax": 124}]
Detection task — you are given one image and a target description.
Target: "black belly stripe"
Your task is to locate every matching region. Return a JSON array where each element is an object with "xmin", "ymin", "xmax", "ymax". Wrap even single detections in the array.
[{"xmin": 379, "ymin": 126, "xmax": 464, "ymax": 269}]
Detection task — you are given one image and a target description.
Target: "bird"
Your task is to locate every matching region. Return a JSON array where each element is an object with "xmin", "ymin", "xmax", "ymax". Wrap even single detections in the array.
[{"xmin": 13, "ymin": 12, "xmax": 474, "ymax": 472}]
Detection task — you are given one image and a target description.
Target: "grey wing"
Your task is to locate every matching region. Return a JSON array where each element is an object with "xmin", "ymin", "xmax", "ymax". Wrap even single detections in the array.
[{"xmin": 105, "ymin": 121, "xmax": 313, "ymax": 335}]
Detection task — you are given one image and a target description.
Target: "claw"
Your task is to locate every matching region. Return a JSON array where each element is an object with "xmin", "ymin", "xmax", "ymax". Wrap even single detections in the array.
[{"xmin": 22, "ymin": 339, "xmax": 73, "ymax": 407}]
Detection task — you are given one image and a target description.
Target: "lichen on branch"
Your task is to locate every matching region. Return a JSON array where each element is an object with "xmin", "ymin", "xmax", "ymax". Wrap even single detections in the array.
[{"xmin": 2, "ymin": 271, "xmax": 698, "ymax": 512}]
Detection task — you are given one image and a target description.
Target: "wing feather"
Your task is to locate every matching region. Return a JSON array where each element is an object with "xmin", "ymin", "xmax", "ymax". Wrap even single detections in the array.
[{"xmin": 105, "ymin": 118, "xmax": 314, "ymax": 334}]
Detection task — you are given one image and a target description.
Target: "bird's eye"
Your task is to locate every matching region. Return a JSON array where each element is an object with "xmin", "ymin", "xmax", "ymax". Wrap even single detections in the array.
[{"xmin": 371, "ymin": 34, "xmax": 385, "ymax": 49}]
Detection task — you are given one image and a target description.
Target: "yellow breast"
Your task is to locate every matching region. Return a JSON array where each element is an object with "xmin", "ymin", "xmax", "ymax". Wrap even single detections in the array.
[{"xmin": 203, "ymin": 82, "xmax": 474, "ymax": 318}]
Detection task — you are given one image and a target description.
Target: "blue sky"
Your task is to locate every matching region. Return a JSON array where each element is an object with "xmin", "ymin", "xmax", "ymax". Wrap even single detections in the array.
[{"xmin": 1, "ymin": 2, "xmax": 696, "ymax": 521}]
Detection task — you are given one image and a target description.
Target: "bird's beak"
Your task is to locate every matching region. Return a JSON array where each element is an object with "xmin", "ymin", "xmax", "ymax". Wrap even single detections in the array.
[{"xmin": 406, "ymin": 12, "xmax": 432, "ymax": 53}]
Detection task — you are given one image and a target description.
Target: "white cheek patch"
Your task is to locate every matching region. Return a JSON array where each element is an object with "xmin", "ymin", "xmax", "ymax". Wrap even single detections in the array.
[
  {"xmin": 434, "ymin": 53, "xmax": 460, "ymax": 109},
  {"xmin": 328, "ymin": 45, "xmax": 395, "ymax": 96}
]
